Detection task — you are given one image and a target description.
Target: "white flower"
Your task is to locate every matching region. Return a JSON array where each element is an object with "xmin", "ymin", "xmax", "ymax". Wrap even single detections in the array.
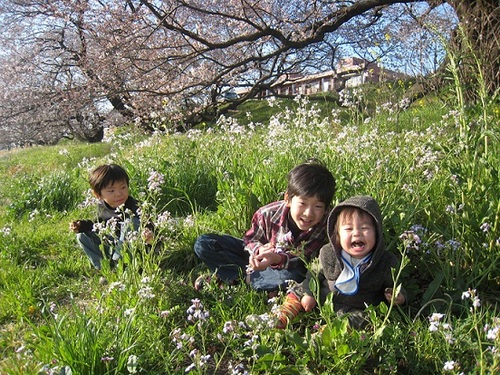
[
  {"xmin": 480, "ymin": 222, "xmax": 491, "ymax": 232},
  {"xmin": 445, "ymin": 333, "xmax": 455, "ymax": 344},
  {"xmin": 473, "ymin": 296, "xmax": 481, "ymax": 307},
  {"xmin": 245, "ymin": 313, "xmax": 276, "ymax": 330},
  {"xmin": 184, "ymin": 215, "xmax": 195, "ymax": 227},
  {"xmin": 1, "ymin": 226, "xmax": 12, "ymax": 236},
  {"xmin": 147, "ymin": 170, "xmax": 165, "ymax": 193},
  {"xmin": 160, "ymin": 309, "xmax": 171, "ymax": 318},
  {"xmin": 443, "ymin": 360, "xmax": 456, "ymax": 371},
  {"xmin": 429, "ymin": 322, "xmax": 439, "ymax": 332},
  {"xmin": 223, "ymin": 320, "xmax": 237, "ymax": 334},
  {"xmin": 137, "ymin": 286, "xmax": 155, "ymax": 299},
  {"xmin": 187, "ymin": 298, "xmax": 209, "ymax": 322},
  {"xmin": 109, "ymin": 281, "xmax": 126, "ymax": 292},
  {"xmin": 228, "ymin": 362, "xmax": 249, "ymax": 375},
  {"xmin": 486, "ymin": 326, "xmax": 499, "ymax": 340},
  {"xmin": 124, "ymin": 308, "xmax": 135, "ymax": 316},
  {"xmin": 127, "ymin": 354, "xmax": 138, "ymax": 374},
  {"xmin": 429, "ymin": 313, "xmax": 445, "ymax": 322},
  {"xmin": 200, "ymin": 354, "xmax": 211, "ymax": 366}
]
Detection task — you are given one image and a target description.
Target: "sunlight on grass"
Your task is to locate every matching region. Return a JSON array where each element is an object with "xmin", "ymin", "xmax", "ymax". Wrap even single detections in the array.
[{"xmin": 0, "ymin": 88, "xmax": 499, "ymax": 374}]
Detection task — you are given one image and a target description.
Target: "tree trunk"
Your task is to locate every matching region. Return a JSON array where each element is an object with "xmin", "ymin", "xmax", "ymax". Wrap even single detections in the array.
[{"xmin": 447, "ymin": 0, "xmax": 500, "ymax": 99}]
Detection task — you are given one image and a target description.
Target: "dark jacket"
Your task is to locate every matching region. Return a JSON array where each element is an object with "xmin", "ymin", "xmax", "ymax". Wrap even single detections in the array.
[
  {"xmin": 294, "ymin": 196, "xmax": 406, "ymax": 325},
  {"xmin": 74, "ymin": 196, "xmax": 141, "ymax": 234}
]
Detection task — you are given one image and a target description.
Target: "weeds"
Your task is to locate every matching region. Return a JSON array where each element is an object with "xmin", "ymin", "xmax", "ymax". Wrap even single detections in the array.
[{"xmin": 0, "ymin": 83, "xmax": 499, "ymax": 374}]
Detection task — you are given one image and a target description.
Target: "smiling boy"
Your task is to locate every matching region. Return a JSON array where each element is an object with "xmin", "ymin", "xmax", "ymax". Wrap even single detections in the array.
[{"xmin": 194, "ymin": 160, "xmax": 336, "ymax": 293}]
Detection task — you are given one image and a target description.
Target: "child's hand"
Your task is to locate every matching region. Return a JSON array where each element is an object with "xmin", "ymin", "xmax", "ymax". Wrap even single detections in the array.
[
  {"xmin": 69, "ymin": 221, "xmax": 81, "ymax": 233},
  {"xmin": 249, "ymin": 243, "xmax": 276, "ymax": 270},
  {"xmin": 256, "ymin": 243, "xmax": 274, "ymax": 255},
  {"xmin": 301, "ymin": 295, "xmax": 317, "ymax": 312},
  {"xmin": 384, "ymin": 288, "xmax": 405, "ymax": 305},
  {"xmin": 248, "ymin": 253, "xmax": 268, "ymax": 271},
  {"xmin": 142, "ymin": 228, "xmax": 154, "ymax": 244},
  {"xmin": 249, "ymin": 251, "xmax": 280, "ymax": 271}
]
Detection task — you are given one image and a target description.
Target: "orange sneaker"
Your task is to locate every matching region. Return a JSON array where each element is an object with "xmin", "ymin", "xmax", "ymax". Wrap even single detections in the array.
[{"xmin": 276, "ymin": 293, "xmax": 304, "ymax": 329}]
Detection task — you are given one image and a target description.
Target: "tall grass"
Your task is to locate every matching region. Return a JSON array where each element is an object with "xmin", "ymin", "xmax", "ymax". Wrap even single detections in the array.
[{"xmin": 0, "ymin": 82, "xmax": 498, "ymax": 373}]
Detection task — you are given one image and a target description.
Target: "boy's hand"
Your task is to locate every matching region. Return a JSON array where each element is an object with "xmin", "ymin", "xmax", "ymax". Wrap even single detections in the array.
[
  {"xmin": 249, "ymin": 243, "xmax": 275, "ymax": 270},
  {"xmin": 142, "ymin": 228, "xmax": 154, "ymax": 244},
  {"xmin": 69, "ymin": 221, "xmax": 81, "ymax": 233},
  {"xmin": 249, "ymin": 251, "xmax": 280, "ymax": 271},
  {"xmin": 384, "ymin": 288, "xmax": 406, "ymax": 305},
  {"xmin": 256, "ymin": 243, "xmax": 274, "ymax": 255},
  {"xmin": 301, "ymin": 295, "xmax": 317, "ymax": 312},
  {"xmin": 248, "ymin": 253, "xmax": 268, "ymax": 271}
]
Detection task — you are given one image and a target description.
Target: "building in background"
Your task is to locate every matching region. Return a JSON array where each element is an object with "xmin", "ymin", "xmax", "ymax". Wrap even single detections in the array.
[{"xmin": 262, "ymin": 57, "xmax": 406, "ymax": 97}]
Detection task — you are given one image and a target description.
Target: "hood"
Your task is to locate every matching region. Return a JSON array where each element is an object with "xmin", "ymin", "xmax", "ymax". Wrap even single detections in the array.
[{"xmin": 326, "ymin": 195, "xmax": 384, "ymax": 266}]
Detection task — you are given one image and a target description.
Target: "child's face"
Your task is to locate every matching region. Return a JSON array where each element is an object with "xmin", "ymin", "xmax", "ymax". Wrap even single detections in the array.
[
  {"xmin": 94, "ymin": 179, "xmax": 129, "ymax": 209},
  {"xmin": 285, "ymin": 193, "xmax": 326, "ymax": 231},
  {"xmin": 338, "ymin": 210, "xmax": 376, "ymax": 259}
]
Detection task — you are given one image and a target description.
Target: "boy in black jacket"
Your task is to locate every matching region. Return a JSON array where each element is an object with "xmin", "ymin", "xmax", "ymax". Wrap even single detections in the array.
[{"xmin": 70, "ymin": 164, "xmax": 153, "ymax": 269}]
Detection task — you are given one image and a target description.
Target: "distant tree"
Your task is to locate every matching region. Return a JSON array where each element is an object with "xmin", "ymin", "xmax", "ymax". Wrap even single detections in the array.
[
  {"xmin": 443, "ymin": 0, "xmax": 499, "ymax": 101},
  {"xmin": 0, "ymin": 1, "xmax": 497, "ymax": 145},
  {"xmin": 402, "ymin": 1, "xmax": 499, "ymax": 102}
]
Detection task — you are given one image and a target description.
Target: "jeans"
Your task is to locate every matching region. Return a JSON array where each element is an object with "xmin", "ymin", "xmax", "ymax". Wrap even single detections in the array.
[
  {"xmin": 249, "ymin": 265, "xmax": 307, "ymax": 292},
  {"xmin": 76, "ymin": 217, "xmax": 140, "ymax": 269},
  {"xmin": 76, "ymin": 231, "xmax": 109, "ymax": 269},
  {"xmin": 193, "ymin": 234, "xmax": 248, "ymax": 283},
  {"xmin": 194, "ymin": 233, "xmax": 308, "ymax": 292}
]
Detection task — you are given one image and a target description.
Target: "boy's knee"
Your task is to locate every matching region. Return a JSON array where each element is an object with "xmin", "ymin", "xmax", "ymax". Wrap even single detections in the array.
[
  {"xmin": 76, "ymin": 232, "xmax": 89, "ymax": 244},
  {"xmin": 194, "ymin": 234, "xmax": 211, "ymax": 256}
]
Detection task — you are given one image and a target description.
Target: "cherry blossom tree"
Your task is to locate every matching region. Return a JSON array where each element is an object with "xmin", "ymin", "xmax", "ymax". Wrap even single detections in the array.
[{"xmin": 0, "ymin": 0, "xmax": 497, "ymax": 146}]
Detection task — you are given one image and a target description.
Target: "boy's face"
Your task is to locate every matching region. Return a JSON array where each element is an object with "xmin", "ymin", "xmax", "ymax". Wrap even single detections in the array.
[
  {"xmin": 285, "ymin": 193, "xmax": 326, "ymax": 231},
  {"xmin": 94, "ymin": 179, "xmax": 129, "ymax": 209},
  {"xmin": 338, "ymin": 211, "xmax": 376, "ymax": 259}
]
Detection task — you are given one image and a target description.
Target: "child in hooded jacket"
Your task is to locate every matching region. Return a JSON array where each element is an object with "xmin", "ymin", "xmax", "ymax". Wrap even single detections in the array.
[{"xmin": 277, "ymin": 195, "xmax": 406, "ymax": 329}]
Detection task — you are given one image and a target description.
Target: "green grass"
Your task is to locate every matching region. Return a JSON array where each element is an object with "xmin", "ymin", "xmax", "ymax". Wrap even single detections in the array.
[{"xmin": 0, "ymin": 90, "xmax": 499, "ymax": 374}]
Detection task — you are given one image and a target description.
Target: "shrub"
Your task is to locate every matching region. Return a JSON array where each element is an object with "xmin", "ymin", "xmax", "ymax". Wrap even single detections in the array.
[{"xmin": 8, "ymin": 170, "xmax": 82, "ymax": 218}]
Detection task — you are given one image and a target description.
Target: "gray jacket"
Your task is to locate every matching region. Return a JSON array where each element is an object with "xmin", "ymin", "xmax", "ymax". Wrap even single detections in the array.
[{"xmin": 293, "ymin": 195, "xmax": 406, "ymax": 325}]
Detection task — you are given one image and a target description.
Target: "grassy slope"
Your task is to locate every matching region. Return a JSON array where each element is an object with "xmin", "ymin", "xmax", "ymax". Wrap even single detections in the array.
[{"xmin": 0, "ymin": 89, "xmax": 499, "ymax": 374}]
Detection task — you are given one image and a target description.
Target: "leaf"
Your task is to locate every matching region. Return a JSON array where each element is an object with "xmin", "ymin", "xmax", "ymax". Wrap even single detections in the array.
[
  {"xmin": 308, "ymin": 277, "xmax": 318, "ymax": 297},
  {"xmin": 378, "ymin": 301, "xmax": 388, "ymax": 314},
  {"xmin": 373, "ymin": 326, "xmax": 386, "ymax": 339},
  {"xmin": 337, "ymin": 344, "xmax": 350, "ymax": 356},
  {"xmin": 289, "ymin": 331, "xmax": 308, "ymax": 350},
  {"xmin": 422, "ymin": 271, "xmax": 444, "ymax": 304},
  {"xmin": 320, "ymin": 325, "xmax": 333, "ymax": 346}
]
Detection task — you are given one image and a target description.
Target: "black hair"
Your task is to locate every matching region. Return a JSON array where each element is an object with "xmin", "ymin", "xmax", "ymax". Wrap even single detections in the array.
[
  {"xmin": 286, "ymin": 159, "xmax": 336, "ymax": 206},
  {"xmin": 89, "ymin": 164, "xmax": 130, "ymax": 194}
]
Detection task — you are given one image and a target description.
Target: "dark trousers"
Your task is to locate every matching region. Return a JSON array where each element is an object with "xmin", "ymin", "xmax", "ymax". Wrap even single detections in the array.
[{"xmin": 194, "ymin": 233, "xmax": 307, "ymax": 292}]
